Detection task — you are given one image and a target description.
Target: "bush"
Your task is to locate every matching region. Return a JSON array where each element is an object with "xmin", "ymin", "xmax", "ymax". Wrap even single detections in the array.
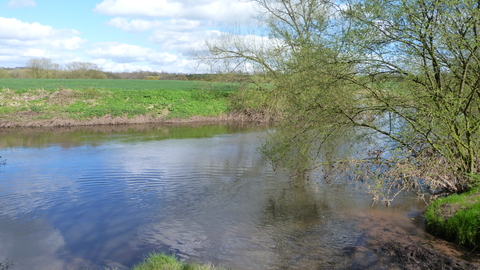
[
  {"xmin": 228, "ymin": 85, "xmax": 276, "ymax": 116},
  {"xmin": 0, "ymin": 69, "xmax": 11, "ymax": 78}
]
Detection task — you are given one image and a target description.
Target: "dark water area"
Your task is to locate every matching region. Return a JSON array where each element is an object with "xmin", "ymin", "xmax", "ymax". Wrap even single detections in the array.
[{"xmin": 0, "ymin": 124, "xmax": 471, "ymax": 269}]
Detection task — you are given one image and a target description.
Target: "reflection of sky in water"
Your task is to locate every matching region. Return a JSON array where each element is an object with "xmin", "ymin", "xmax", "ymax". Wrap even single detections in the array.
[
  {"xmin": 0, "ymin": 127, "xmax": 423, "ymax": 270},
  {"xmin": 0, "ymin": 130, "xmax": 279, "ymax": 269}
]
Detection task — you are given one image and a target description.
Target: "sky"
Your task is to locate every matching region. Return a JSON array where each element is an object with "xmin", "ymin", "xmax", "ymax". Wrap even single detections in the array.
[{"xmin": 0, "ymin": 0, "xmax": 259, "ymax": 73}]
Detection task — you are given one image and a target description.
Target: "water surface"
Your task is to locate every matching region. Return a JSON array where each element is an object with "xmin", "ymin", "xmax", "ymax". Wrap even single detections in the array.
[{"xmin": 0, "ymin": 124, "xmax": 425, "ymax": 269}]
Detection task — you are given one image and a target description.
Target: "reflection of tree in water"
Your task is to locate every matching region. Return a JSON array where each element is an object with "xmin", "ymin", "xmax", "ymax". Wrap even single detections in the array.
[
  {"xmin": 0, "ymin": 124, "xmax": 258, "ymax": 149},
  {"xmin": 259, "ymin": 179, "xmax": 364, "ymax": 269},
  {"xmin": 0, "ymin": 156, "xmax": 4, "ymax": 179},
  {"xmin": 262, "ymin": 121, "xmax": 417, "ymax": 205},
  {"xmin": 262, "ymin": 180, "xmax": 324, "ymax": 224},
  {"xmin": 0, "ymin": 160, "xmax": 12, "ymax": 270},
  {"xmin": 0, "ymin": 160, "xmax": 13, "ymax": 270}
]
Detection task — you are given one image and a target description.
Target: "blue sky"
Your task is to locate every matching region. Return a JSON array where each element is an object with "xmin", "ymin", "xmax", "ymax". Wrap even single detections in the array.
[{"xmin": 0, "ymin": 0, "xmax": 258, "ymax": 73}]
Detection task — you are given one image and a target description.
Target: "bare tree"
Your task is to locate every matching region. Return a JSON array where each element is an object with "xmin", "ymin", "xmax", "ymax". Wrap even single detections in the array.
[
  {"xmin": 26, "ymin": 58, "xmax": 60, "ymax": 78},
  {"xmin": 65, "ymin": 61, "xmax": 107, "ymax": 79}
]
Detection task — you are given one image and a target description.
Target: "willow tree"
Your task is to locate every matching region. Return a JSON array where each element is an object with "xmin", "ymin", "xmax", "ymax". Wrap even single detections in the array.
[
  {"xmin": 340, "ymin": 0, "xmax": 480, "ymax": 199},
  {"xmin": 202, "ymin": 0, "xmax": 480, "ymax": 202}
]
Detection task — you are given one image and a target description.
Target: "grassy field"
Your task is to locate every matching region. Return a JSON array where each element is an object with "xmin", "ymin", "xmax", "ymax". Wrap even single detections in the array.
[
  {"xmin": 0, "ymin": 78, "xmax": 240, "ymax": 92},
  {"xmin": 0, "ymin": 79, "xmax": 238, "ymax": 125}
]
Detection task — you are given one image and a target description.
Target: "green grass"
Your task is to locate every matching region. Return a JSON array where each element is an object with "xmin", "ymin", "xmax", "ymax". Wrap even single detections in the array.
[
  {"xmin": 133, "ymin": 253, "xmax": 226, "ymax": 270},
  {"xmin": 425, "ymin": 186, "xmax": 480, "ymax": 246},
  {"xmin": 0, "ymin": 79, "xmax": 235, "ymax": 121},
  {"xmin": 0, "ymin": 78, "xmax": 239, "ymax": 92}
]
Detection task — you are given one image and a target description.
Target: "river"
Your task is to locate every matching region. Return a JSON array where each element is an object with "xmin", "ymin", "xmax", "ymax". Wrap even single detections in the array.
[{"xmin": 0, "ymin": 124, "xmax": 473, "ymax": 269}]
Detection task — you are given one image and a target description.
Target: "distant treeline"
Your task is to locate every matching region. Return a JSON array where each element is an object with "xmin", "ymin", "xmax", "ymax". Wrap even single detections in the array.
[{"xmin": 0, "ymin": 58, "xmax": 255, "ymax": 82}]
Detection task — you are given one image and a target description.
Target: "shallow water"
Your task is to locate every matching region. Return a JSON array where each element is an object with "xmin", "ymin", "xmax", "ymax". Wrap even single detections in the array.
[{"xmin": 0, "ymin": 124, "xmax": 427, "ymax": 269}]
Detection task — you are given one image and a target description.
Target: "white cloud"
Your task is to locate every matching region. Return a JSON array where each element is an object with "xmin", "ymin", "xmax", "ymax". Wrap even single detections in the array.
[
  {"xmin": 50, "ymin": 37, "xmax": 87, "ymax": 51},
  {"xmin": 8, "ymin": 0, "xmax": 36, "ymax": 8},
  {"xmin": 0, "ymin": 17, "xmax": 75, "ymax": 41},
  {"xmin": 92, "ymin": 1, "xmax": 263, "ymax": 72},
  {"xmin": 105, "ymin": 18, "xmax": 202, "ymax": 33},
  {"xmin": 105, "ymin": 18, "xmax": 157, "ymax": 32},
  {"xmin": 0, "ymin": 17, "xmax": 86, "ymax": 50},
  {"xmin": 149, "ymin": 29, "xmax": 214, "ymax": 52},
  {"xmin": 90, "ymin": 53, "xmax": 195, "ymax": 73},
  {"xmin": 0, "ymin": 17, "xmax": 87, "ymax": 68},
  {"xmin": 94, "ymin": 0, "xmax": 256, "ymax": 23},
  {"xmin": 0, "ymin": 1, "xmax": 264, "ymax": 72},
  {"xmin": 91, "ymin": 57, "xmax": 195, "ymax": 73},
  {"xmin": 87, "ymin": 43, "xmax": 178, "ymax": 64},
  {"xmin": 22, "ymin": 48, "xmax": 47, "ymax": 58},
  {"xmin": 91, "ymin": 59, "xmax": 154, "ymax": 72}
]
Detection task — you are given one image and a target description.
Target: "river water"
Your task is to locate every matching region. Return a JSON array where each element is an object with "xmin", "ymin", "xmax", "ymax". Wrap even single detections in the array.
[{"xmin": 0, "ymin": 124, "xmax": 432, "ymax": 269}]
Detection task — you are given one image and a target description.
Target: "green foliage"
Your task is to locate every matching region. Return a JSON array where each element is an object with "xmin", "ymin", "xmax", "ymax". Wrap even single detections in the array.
[
  {"xmin": 0, "ymin": 69, "xmax": 11, "ymax": 78},
  {"xmin": 425, "ymin": 186, "xmax": 480, "ymax": 246},
  {"xmin": 227, "ymin": 84, "xmax": 276, "ymax": 115},
  {"xmin": 204, "ymin": 0, "xmax": 480, "ymax": 199},
  {"xmin": 133, "ymin": 253, "xmax": 226, "ymax": 270}
]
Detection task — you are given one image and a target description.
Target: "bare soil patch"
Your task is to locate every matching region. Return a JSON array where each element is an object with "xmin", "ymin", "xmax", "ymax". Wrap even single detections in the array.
[
  {"xmin": 48, "ymin": 89, "xmax": 80, "ymax": 105},
  {"xmin": 341, "ymin": 210, "xmax": 480, "ymax": 269}
]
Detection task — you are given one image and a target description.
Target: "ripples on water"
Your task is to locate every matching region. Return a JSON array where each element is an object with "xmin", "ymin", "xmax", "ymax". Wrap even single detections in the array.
[{"xmin": 0, "ymin": 125, "xmax": 425, "ymax": 270}]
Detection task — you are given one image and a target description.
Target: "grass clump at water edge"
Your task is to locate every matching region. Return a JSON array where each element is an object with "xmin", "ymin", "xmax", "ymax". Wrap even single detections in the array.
[
  {"xmin": 425, "ymin": 186, "xmax": 480, "ymax": 247},
  {"xmin": 133, "ymin": 253, "xmax": 227, "ymax": 270}
]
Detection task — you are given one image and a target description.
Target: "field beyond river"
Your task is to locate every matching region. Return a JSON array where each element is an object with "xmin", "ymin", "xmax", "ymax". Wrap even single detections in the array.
[{"xmin": 0, "ymin": 78, "xmax": 261, "ymax": 128}]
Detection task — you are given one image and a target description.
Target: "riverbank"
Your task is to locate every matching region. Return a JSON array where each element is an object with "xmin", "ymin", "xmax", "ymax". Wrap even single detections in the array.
[
  {"xmin": 0, "ymin": 86, "xmax": 274, "ymax": 128},
  {"xmin": 426, "ymin": 187, "xmax": 480, "ymax": 247},
  {"xmin": 347, "ymin": 210, "xmax": 480, "ymax": 270},
  {"xmin": 0, "ymin": 110, "xmax": 272, "ymax": 128}
]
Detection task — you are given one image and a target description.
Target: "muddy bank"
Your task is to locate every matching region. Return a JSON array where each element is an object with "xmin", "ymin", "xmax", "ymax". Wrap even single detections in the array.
[
  {"xmin": 340, "ymin": 210, "xmax": 480, "ymax": 270},
  {"xmin": 0, "ymin": 111, "xmax": 274, "ymax": 128}
]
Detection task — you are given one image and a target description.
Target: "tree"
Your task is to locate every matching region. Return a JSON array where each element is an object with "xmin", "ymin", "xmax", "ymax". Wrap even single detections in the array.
[
  {"xmin": 65, "ymin": 61, "xmax": 107, "ymax": 79},
  {"xmin": 202, "ymin": 0, "xmax": 480, "ymax": 202},
  {"xmin": 0, "ymin": 69, "xmax": 11, "ymax": 78},
  {"xmin": 26, "ymin": 58, "xmax": 60, "ymax": 78},
  {"xmin": 338, "ymin": 0, "xmax": 480, "ymax": 198}
]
